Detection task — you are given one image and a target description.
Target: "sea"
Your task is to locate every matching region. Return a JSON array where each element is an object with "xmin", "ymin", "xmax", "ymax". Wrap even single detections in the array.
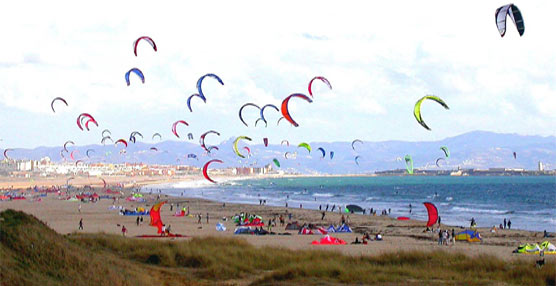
[{"xmin": 145, "ymin": 176, "xmax": 556, "ymax": 232}]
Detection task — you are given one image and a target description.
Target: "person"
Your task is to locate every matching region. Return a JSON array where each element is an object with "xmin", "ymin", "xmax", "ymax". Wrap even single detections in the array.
[
  {"xmin": 341, "ymin": 215, "xmax": 345, "ymax": 225},
  {"xmin": 388, "ymin": 208, "xmax": 391, "ymax": 214},
  {"xmin": 438, "ymin": 229, "xmax": 443, "ymax": 245},
  {"xmin": 352, "ymin": 237, "xmax": 361, "ymax": 244},
  {"xmin": 121, "ymin": 225, "xmax": 127, "ymax": 237},
  {"xmin": 507, "ymin": 219, "xmax": 511, "ymax": 229},
  {"xmin": 409, "ymin": 204, "xmax": 412, "ymax": 214},
  {"xmin": 197, "ymin": 214, "xmax": 202, "ymax": 224},
  {"xmin": 166, "ymin": 224, "xmax": 171, "ymax": 235},
  {"xmin": 442, "ymin": 230, "xmax": 448, "ymax": 245},
  {"xmin": 503, "ymin": 218, "xmax": 507, "ymax": 229},
  {"xmin": 300, "ymin": 204, "xmax": 302, "ymax": 209},
  {"xmin": 470, "ymin": 217, "xmax": 475, "ymax": 228},
  {"xmin": 544, "ymin": 230, "xmax": 549, "ymax": 238},
  {"xmin": 206, "ymin": 213, "xmax": 209, "ymax": 224},
  {"xmin": 268, "ymin": 219, "xmax": 272, "ymax": 232},
  {"xmin": 321, "ymin": 211, "xmax": 326, "ymax": 220},
  {"xmin": 331, "ymin": 205, "xmax": 336, "ymax": 212},
  {"xmin": 319, "ymin": 205, "xmax": 322, "ymax": 211},
  {"xmin": 288, "ymin": 212, "xmax": 292, "ymax": 221},
  {"xmin": 438, "ymin": 216, "xmax": 442, "ymax": 226},
  {"xmin": 78, "ymin": 204, "xmax": 81, "ymax": 213},
  {"xmin": 170, "ymin": 203, "xmax": 173, "ymax": 211},
  {"xmin": 79, "ymin": 218, "xmax": 83, "ymax": 230},
  {"xmin": 285, "ymin": 202, "xmax": 288, "ymax": 208},
  {"xmin": 136, "ymin": 216, "xmax": 140, "ymax": 226},
  {"xmin": 140, "ymin": 216, "xmax": 143, "ymax": 224},
  {"xmin": 161, "ymin": 225, "xmax": 166, "ymax": 236},
  {"xmin": 326, "ymin": 204, "xmax": 329, "ymax": 211},
  {"xmin": 279, "ymin": 215, "xmax": 284, "ymax": 226}
]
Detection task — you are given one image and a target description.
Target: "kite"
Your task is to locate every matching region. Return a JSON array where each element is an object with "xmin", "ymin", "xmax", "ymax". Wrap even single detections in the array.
[
  {"xmin": 172, "ymin": 120, "xmax": 189, "ymax": 138},
  {"xmin": 308, "ymin": 76, "xmax": 332, "ymax": 97},
  {"xmin": 263, "ymin": 138, "xmax": 268, "ymax": 147},
  {"xmin": 440, "ymin": 146, "xmax": 450, "ymax": 158},
  {"xmin": 101, "ymin": 129, "xmax": 111, "ymax": 137},
  {"xmin": 413, "ymin": 95, "xmax": 449, "ymax": 131},
  {"xmin": 63, "ymin": 141, "xmax": 75, "ymax": 152},
  {"xmin": 280, "ymin": 93, "xmax": 313, "ymax": 127},
  {"xmin": 203, "ymin": 159, "xmax": 223, "ymax": 183},
  {"xmin": 495, "ymin": 4, "xmax": 524, "ymax": 37},
  {"xmin": 233, "ymin": 136, "xmax": 252, "ymax": 158},
  {"xmin": 187, "ymin": 93, "xmax": 206, "ymax": 112},
  {"xmin": 187, "ymin": 133, "xmax": 194, "ymax": 140},
  {"xmin": 152, "ymin": 133, "xmax": 162, "ymax": 140},
  {"xmin": 197, "ymin": 73, "xmax": 224, "ymax": 101},
  {"xmin": 115, "ymin": 139, "xmax": 128, "ymax": 148},
  {"xmin": 125, "ymin": 68, "xmax": 145, "ymax": 86},
  {"xmin": 187, "ymin": 153, "xmax": 198, "ymax": 159},
  {"xmin": 101, "ymin": 136, "xmax": 113, "ymax": 145},
  {"xmin": 404, "ymin": 155, "xmax": 414, "ymax": 175},
  {"xmin": 3, "ymin": 149, "xmax": 13, "ymax": 160},
  {"xmin": 50, "ymin": 97, "xmax": 68, "ymax": 113},
  {"xmin": 260, "ymin": 104, "xmax": 280, "ymax": 125},
  {"xmin": 133, "ymin": 36, "xmax": 157, "ymax": 56},
  {"xmin": 77, "ymin": 113, "xmax": 98, "ymax": 131},
  {"xmin": 200, "ymin": 130, "xmax": 220, "ymax": 152},
  {"xmin": 423, "ymin": 202, "xmax": 439, "ymax": 227},
  {"xmin": 281, "ymin": 140, "xmax": 289, "ymax": 146},
  {"xmin": 150, "ymin": 201, "xmax": 166, "ymax": 234},
  {"xmin": 239, "ymin": 103, "xmax": 261, "ymax": 127},
  {"xmin": 513, "ymin": 152, "xmax": 517, "ymax": 159},
  {"xmin": 317, "ymin": 147, "xmax": 326, "ymax": 158},
  {"xmin": 355, "ymin": 155, "xmax": 361, "ymax": 166},
  {"xmin": 129, "ymin": 131, "xmax": 143, "ymax": 143},
  {"xmin": 272, "ymin": 158, "xmax": 280, "ymax": 168},
  {"xmin": 329, "ymin": 151, "xmax": 334, "ymax": 160},
  {"xmin": 150, "ymin": 147, "xmax": 158, "ymax": 152},
  {"xmin": 435, "ymin": 157, "xmax": 445, "ymax": 168},
  {"xmin": 351, "ymin": 139, "xmax": 363, "ymax": 151},
  {"xmin": 255, "ymin": 118, "xmax": 267, "ymax": 128},
  {"xmin": 298, "ymin": 143, "xmax": 311, "ymax": 153}
]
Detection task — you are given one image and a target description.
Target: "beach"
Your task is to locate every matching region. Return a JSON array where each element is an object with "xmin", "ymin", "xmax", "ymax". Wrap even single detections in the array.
[{"xmin": 1, "ymin": 175, "xmax": 553, "ymax": 262}]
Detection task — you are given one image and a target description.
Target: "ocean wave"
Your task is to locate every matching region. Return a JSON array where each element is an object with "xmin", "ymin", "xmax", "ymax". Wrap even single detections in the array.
[
  {"xmin": 451, "ymin": 206, "xmax": 513, "ymax": 215},
  {"xmin": 312, "ymin": 193, "xmax": 335, "ymax": 197}
]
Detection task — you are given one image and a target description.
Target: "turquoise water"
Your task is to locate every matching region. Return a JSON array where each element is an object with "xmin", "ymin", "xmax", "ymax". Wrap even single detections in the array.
[{"xmin": 154, "ymin": 176, "xmax": 556, "ymax": 232}]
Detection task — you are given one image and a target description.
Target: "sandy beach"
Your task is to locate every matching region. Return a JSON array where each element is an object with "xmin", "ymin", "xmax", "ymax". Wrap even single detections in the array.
[{"xmin": 1, "ymin": 175, "xmax": 553, "ymax": 263}]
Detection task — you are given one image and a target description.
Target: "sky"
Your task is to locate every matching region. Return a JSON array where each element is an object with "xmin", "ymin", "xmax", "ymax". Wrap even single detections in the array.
[{"xmin": 0, "ymin": 0, "xmax": 555, "ymax": 149}]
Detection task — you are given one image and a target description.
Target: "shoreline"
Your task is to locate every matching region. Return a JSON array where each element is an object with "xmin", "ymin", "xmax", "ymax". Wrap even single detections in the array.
[{"xmin": 1, "ymin": 178, "xmax": 554, "ymax": 262}]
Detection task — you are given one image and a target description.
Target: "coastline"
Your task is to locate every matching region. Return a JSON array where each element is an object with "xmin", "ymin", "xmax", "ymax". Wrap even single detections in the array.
[{"xmin": 1, "ymin": 175, "xmax": 553, "ymax": 262}]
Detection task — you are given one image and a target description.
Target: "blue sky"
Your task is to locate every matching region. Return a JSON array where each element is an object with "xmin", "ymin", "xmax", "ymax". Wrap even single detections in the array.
[{"xmin": 0, "ymin": 1, "xmax": 555, "ymax": 149}]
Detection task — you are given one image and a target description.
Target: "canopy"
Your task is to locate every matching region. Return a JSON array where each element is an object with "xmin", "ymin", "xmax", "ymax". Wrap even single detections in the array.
[
  {"xmin": 423, "ymin": 202, "xmax": 438, "ymax": 227},
  {"xmin": 455, "ymin": 230, "xmax": 482, "ymax": 242},
  {"xmin": 150, "ymin": 201, "xmax": 166, "ymax": 234}
]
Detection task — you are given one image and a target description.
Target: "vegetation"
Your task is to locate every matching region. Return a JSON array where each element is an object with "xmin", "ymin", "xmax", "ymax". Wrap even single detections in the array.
[{"xmin": 1, "ymin": 209, "xmax": 554, "ymax": 286}]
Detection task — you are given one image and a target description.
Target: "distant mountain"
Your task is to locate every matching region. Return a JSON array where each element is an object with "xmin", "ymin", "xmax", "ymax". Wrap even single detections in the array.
[{"xmin": 3, "ymin": 131, "xmax": 555, "ymax": 174}]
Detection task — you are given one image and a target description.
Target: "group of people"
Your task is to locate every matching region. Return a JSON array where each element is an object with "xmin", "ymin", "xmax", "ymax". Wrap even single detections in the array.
[
  {"xmin": 352, "ymin": 232, "xmax": 383, "ymax": 244},
  {"xmin": 438, "ymin": 229, "xmax": 456, "ymax": 246}
]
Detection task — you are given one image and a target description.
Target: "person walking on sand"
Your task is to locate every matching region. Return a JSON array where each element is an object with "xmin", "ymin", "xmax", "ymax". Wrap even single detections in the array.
[
  {"xmin": 451, "ymin": 229, "xmax": 456, "ymax": 246},
  {"xmin": 79, "ymin": 218, "xmax": 83, "ymax": 230},
  {"xmin": 438, "ymin": 229, "xmax": 442, "ymax": 245},
  {"xmin": 121, "ymin": 225, "xmax": 127, "ymax": 237},
  {"xmin": 136, "ymin": 216, "xmax": 140, "ymax": 226},
  {"xmin": 503, "ymin": 218, "xmax": 507, "ymax": 229},
  {"xmin": 321, "ymin": 211, "xmax": 326, "ymax": 220},
  {"xmin": 197, "ymin": 214, "xmax": 202, "ymax": 224},
  {"xmin": 507, "ymin": 219, "xmax": 511, "ymax": 229},
  {"xmin": 206, "ymin": 213, "xmax": 209, "ymax": 224}
]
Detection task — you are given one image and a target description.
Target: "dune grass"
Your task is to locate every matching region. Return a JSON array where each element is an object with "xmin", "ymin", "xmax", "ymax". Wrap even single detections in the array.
[{"xmin": 1, "ymin": 209, "xmax": 554, "ymax": 286}]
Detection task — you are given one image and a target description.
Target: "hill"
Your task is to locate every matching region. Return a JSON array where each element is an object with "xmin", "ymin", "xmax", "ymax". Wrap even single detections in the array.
[{"xmin": 1, "ymin": 209, "xmax": 554, "ymax": 286}]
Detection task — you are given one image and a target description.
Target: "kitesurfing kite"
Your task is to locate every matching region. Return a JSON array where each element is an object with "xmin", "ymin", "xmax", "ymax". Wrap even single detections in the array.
[
  {"xmin": 76, "ymin": 113, "xmax": 98, "ymax": 131},
  {"xmin": 352, "ymin": 139, "xmax": 363, "ymax": 151},
  {"xmin": 233, "ymin": 136, "xmax": 252, "ymax": 158},
  {"xmin": 308, "ymin": 76, "xmax": 332, "ymax": 97},
  {"xmin": 281, "ymin": 140, "xmax": 290, "ymax": 146},
  {"xmin": 3, "ymin": 149, "xmax": 13, "ymax": 160},
  {"xmin": 238, "ymin": 103, "xmax": 261, "ymax": 127},
  {"xmin": 150, "ymin": 201, "xmax": 166, "ymax": 234},
  {"xmin": 125, "ymin": 68, "xmax": 145, "ymax": 86},
  {"xmin": 115, "ymin": 139, "xmax": 128, "ymax": 148},
  {"xmin": 272, "ymin": 158, "xmax": 280, "ymax": 168},
  {"xmin": 440, "ymin": 146, "xmax": 450, "ymax": 158},
  {"xmin": 50, "ymin": 97, "xmax": 68, "ymax": 113},
  {"xmin": 133, "ymin": 36, "xmax": 157, "ymax": 56},
  {"xmin": 317, "ymin": 147, "xmax": 326, "ymax": 158},
  {"xmin": 495, "ymin": 4, "xmax": 524, "ymax": 37},
  {"xmin": 200, "ymin": 130, "xmax": 220, "ymax": 152},
  {"xmin": 404, "ymin": 155, "xmax": 414, "ymax": 174},
  {"xmin": 329, "ymin": 151, "xmax": 334, "ymax": 160},
  {"xmin": 172, "ymin": 120, "xmax": 189, "ymax": 138},
  {"xmin": 187, "ymin": 93, "xmax": 205, "ymax": 112},
  {"xmin": 101, "ymin": 136, "xmax": 113, "ymax": 145},
  {"xmin": 63, "ymin": 141, "xmax": 75, "ymax": 152},
  {"xmin": 281, "ymin": 93, "xmax": 313, "ymax": 127},
  {"xmin": 203, "ymin": 159, "xmax": 223, "ymax": 183},
  {"xmin": 435, "ymin": 157, "xmax": 445, "ymax": 168},
  {"xmin": 263, "ymin": 138, "xmax": 268, "ymax": 147},
  {"xmin": 197, "ymin": 73, "xmax": 224, "ymax": 101},
  {"xmin": 260, "ymin": 104, "xmax": 280, "ymax": 126},
  {"xmin": 152, "ymin": 133, "xmax": 162, "ymax": 140},
  {"xmin": 298, "ymin": 143, "xmax": 311, "ymax": 153},
  {"xmin": 129, "ymin": 131, "xmax": 143, "ymax": 143},
  {"xmin": 423, "ymin": 202, "xmax": 439, "ymax": 227},
  {"xmin": 354, "ymin": 155, "xmax": 361, "ymax": 166},
  {"xmin": 413, "ymin": 95, "xmax": 449, "ymax": 131},
  {"xmin": 102, "ymin": 129, "xmax": 111, "ymax": 137}
]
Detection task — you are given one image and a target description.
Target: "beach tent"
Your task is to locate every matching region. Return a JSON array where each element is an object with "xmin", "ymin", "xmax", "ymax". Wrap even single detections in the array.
[
  {"xmin": 311, "ymin": 235, "xmax": 347, "ymax": 245},
  {"xmin": 326, "ymin": 225, "xmax": 337, "ymax": 233},
  {"xmin": 336, "ymin": 224, "xmax": 352, "ymax": 233},
  {"xmin": 299, "ymin": 227, "xmax": 314, "ymax": 235},
  {"xmin": 345, "ymin": 204, "xmax": 364, "ymax": 213},
  {"xmin": 455, "ymin": 230, "xmax": 482, "ymax": 242},
  {"xmin": 216, "ymin": 222, "xmax": 226, "ymax": 232},
  {"xmin": 234, "ymin": 226, "xmax": 254, "ymax": 235},
  {"xmin": 285, "ymin": 222, "xmax": 301, "ymax": 230},
  {"xmin": 423, "ymin": 202, "xmax": 438, "ymax": 227}
]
